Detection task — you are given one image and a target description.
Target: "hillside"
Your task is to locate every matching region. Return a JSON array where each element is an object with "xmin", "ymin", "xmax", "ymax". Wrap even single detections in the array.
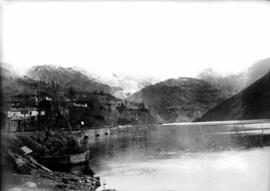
[
  {"xmin": 27, "ymin": 65, "xmax": 112, "ymax": 94},
  {"xmin": 195, "ymin": 70, "xmax": 270, "ymax": 121},
  {"xmin": 197, "ymin": 68, "xmax": 246, "ymax": 98},
  {"xmin": 197, "ymin": 57, "xmax": 270, "ymax": 97},
  {"xmin": 2, "ymin": 65, "xmax": 113, "ymax": 103},
  {"xmin": 1, "ymin": 66, "xmax": 155, "ymax": 128},
  {"xmin": 246, "ymin": 57, "xmax": 270, "ymax": 85},
  {"xmin": 68, "ymin": 92, "xmax": 155, "ymax": 127},
  {"xmin": 1, "ymin": 74, "xmax": 38, "ymax": 105},
  {"xmin": 128, "ymin": 77, "xmax": 226, "ymax": 123}
]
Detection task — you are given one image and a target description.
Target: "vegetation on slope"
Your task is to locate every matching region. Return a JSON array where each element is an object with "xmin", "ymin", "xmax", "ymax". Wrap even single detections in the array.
[{"xmin": 128, "ymin": 77, "xmax": 226, "ymax": 123}]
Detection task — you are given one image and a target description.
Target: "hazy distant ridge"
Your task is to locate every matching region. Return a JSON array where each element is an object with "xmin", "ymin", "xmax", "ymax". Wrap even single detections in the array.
[
  {"xmin": 197, "ymin": 57, "xmax": 270, "ymax": 97},
  {"xmin": 195, "ymin": 69, "xmax": 270, "ymax": 121}
]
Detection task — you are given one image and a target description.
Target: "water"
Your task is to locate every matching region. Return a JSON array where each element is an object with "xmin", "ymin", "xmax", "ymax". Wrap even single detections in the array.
[
  {"xmin": 95, "ymin": 147, "xmax": 270, "ymax": 191},
  {"xmin": 83, "ymin": 126, "xmax": 270, "ymax": 191}
]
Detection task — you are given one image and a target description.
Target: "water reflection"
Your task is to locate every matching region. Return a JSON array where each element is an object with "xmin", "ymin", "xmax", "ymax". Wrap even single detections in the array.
[
  {"xmin": 96, "ymin": 147, "xmax": 270, "ymax": 191},
  {"xmin": 86, "ymin": 126, "xmax": 270, "ymax": 191}
]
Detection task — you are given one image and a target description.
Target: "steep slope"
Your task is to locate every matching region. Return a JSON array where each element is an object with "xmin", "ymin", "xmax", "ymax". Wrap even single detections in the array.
[
  {"xmin": 197, "ymin": 57, "xmax": 270, "ymax": 97},
  {"xmin": 1, "ymin": 66, "xmax": 155, "ymax": 127},
  {"xmin": 68, "ymin": 92, "xmax": 155, "ymax": 127},
  {"xmin": 246, "ymin": 57, "xmax": 270, "ymax": 85},
  {"xmin": 197, "ymin": 68, "xmax": 247, "ymax": 98},
  {"xmin": 1, "ymin": 67, "xmax": 40, "ymax": 129},
  {"xmin": 195, "ymin": 70, "xmax": 270, "ymax": 121},
  {"xmin": 1, "ymin": 67, "xmax": 38, "ymax": 103},
  {"xmin": 27, "ymin": 65, "xmax": 112, "ymax": 94},
  {"xmin": 128, "ymin": 77, "xmax": 226, "ymax": 123}
]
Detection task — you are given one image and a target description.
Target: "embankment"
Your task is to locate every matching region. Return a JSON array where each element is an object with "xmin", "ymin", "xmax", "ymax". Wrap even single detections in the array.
[{"xmin": 1, "ymin": 131, "xmax": 101, "ymax": 191}]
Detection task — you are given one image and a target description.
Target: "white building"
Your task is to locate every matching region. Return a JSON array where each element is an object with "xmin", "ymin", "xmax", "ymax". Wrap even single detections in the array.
[{"xmin": 8, "ymin": 107, "xmax": 45, "ymax": 120}]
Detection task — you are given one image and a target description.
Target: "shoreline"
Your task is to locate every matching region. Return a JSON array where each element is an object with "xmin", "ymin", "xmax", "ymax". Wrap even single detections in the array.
[
  {"xmin": 2, "ymin": 120, "xmax": 270, "ymax": 191},
  {"xmin": 1, "ymin": 131, "xmax": 101, "ymax": 191},
  {"xmin": 2, "ymin": 170, "xmax": 101, "ymax": 191}
]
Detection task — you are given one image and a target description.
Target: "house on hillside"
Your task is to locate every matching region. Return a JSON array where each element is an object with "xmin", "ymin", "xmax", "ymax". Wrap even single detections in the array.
[
  {"xmin": 6, "ymin": 107, "xmax": 45, "ymax": 132},
  {"xmin": 73, "ymin": 103, "xmax": 88, "ymax": 108},
  {"xmin": 125, "ymin": 101, "xmax": 146, "ymax": 110},
  {"xmin": 106, "ymin": 100, "xmax": 123, "ymax": 111}
]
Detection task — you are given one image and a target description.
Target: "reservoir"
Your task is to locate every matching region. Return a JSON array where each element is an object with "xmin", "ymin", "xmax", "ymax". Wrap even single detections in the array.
[{"xmin": 79, "ymin": 124, "xmax": 270, "ymax": 191}]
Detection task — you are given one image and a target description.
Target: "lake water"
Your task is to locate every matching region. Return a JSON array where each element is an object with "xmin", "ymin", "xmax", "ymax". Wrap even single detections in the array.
[{"xmin": 80, "ymin": 126, "xmax": 270, "ymax": 191}]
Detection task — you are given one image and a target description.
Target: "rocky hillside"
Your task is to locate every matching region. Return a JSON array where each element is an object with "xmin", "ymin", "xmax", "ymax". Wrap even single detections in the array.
[
  {"xmin": 1, "ymin": 65, "xmax": 113, "ymax": 104},
  {"xmin": 1, "ymin": 68, "xmax": 42, "ymax": 115},
  {"xmin": 68, "ymin": 92, "xmax": 155, "ymax": 127},
  {"xmin": 1, "ymin": 132, "xmax": 101, "ymax": 191},
  {"xmin": 128, "ymin": 77, "xmax": 226, "ymax": 123},
  {"xmin": 1, "ymin": 66, "xmax": 155, "ymax": 127},
  {"xmin": 27, "ymin": 65, "xmax": 112, "ymax": 94},
  {"xmin": 195, "ymin": 70, "xmax": 270, "ymax": 121},
  {"xmin": 197, "ymin": 68, "xmax": 247, "ymax": 98}
]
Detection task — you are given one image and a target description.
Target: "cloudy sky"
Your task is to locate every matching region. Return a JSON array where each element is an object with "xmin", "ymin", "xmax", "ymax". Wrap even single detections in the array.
[{"xmin": 2, "ymin": 1, "xmax": 270, "ymax": 80}]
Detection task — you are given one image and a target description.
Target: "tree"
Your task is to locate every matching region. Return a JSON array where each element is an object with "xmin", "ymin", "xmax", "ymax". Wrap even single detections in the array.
[{"xmin": 68, "ymin": 86, "xmax": 76, "ymax": 101}]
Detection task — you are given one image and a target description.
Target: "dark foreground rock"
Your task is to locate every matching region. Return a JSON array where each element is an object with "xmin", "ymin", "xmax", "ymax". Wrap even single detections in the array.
[
  {"xmin": 2, "ymin": 150, "xmax": 101, "ymax": 191},
  {"xmin": 3, "ymin": 171, "xmax": 101, "ymax": 191},
  {"xmin": 1, "ymin": 133, "xmax": 101, "ymax": 191}
]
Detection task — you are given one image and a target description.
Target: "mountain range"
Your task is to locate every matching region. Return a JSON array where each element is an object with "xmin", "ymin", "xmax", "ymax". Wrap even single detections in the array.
[
  {"xmin": 195, "ymin": 69, "xmax": 270, "ymax": 121},
  {"xmin": 127, "ymin": 77, "xmax": 226, "ymax": 122},
  {"xmin": 197, "ymin": 57, "xmax": 270, "ymax": 98},
  {"xmin": 2, "ymin": 57, "xmax": 270, "ymax": 124},
  {"xmin": 27, "ymin": 65, "xmax": 113, "ymax": 94},
  {"xmin": 92, "ymin": 72, "xmax": 160, "ymax": 99}
]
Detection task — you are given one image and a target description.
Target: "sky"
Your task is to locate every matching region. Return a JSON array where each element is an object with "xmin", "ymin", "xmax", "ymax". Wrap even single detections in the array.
[{"xmin": 2, "ymin": 1, "xmax": 270, "ymax": 80}]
